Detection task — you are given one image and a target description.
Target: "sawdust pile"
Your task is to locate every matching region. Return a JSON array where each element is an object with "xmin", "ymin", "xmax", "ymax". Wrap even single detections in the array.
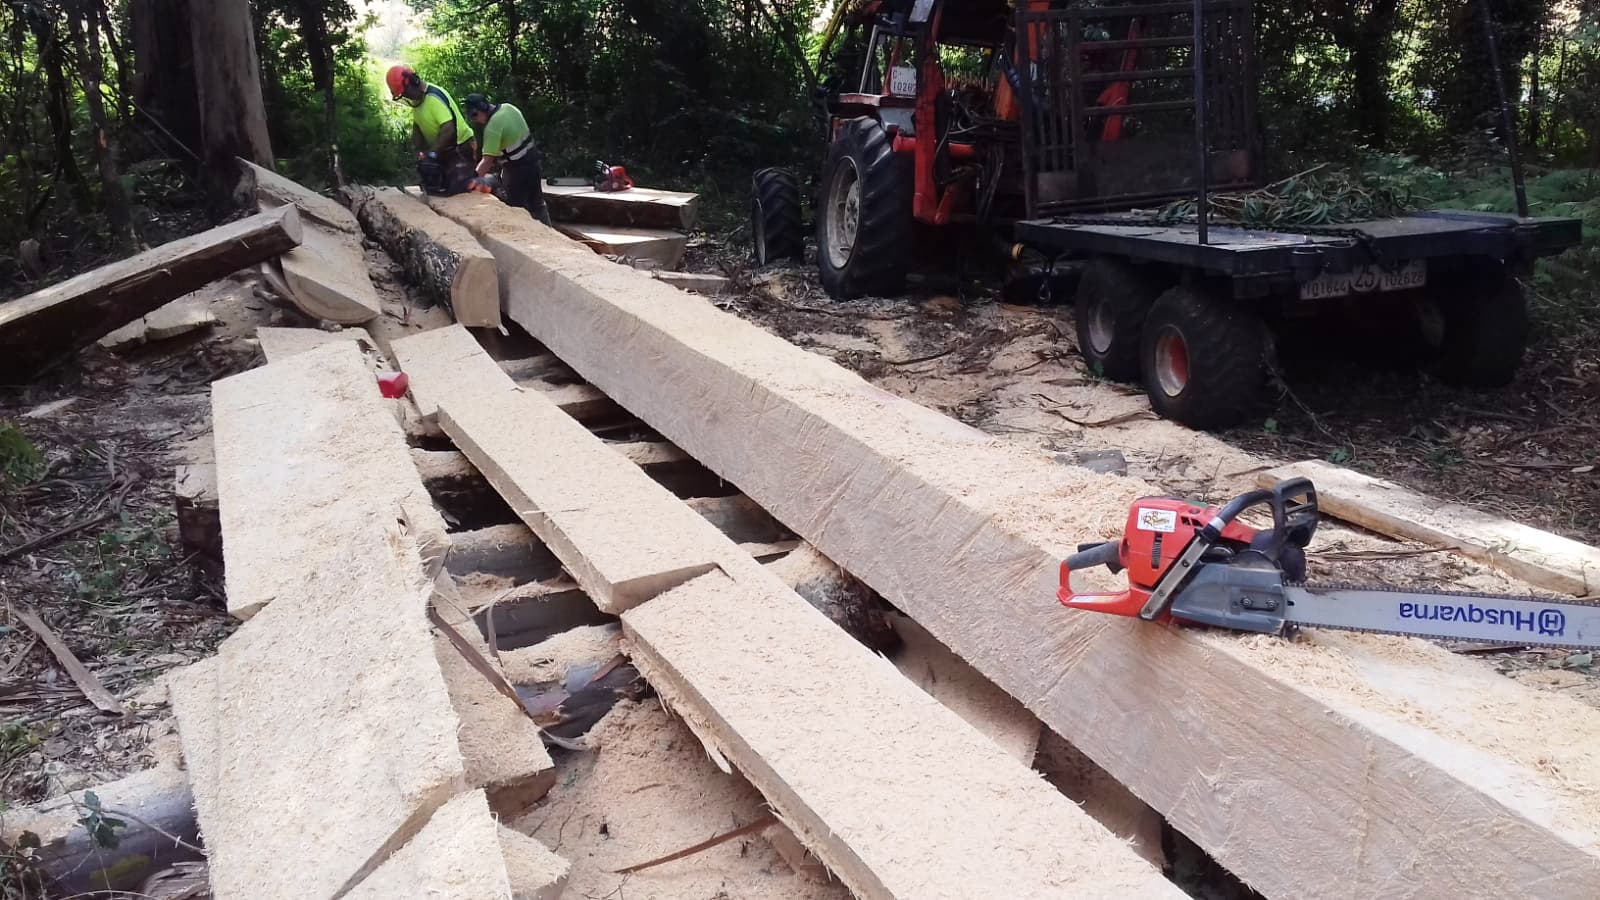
[{"xmin": 512, "ymin": 700, "xmax": 850, "ymax": 900}]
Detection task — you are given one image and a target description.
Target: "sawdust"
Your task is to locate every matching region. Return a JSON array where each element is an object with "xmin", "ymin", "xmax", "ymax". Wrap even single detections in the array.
[
  {"xmin": 1218, "ymin": 628, "xmax": 1600, "ymax": 850},
  {"xmin": 513, "ymin": 700, "xmax": 850, "ymax": 900}
]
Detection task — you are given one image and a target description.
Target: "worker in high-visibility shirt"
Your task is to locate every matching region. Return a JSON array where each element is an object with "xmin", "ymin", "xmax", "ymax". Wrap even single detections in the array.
[
  {"xmin": 464, "ymin": 93, "xmax": 550, "ymax": 225},
  {"xmin": 386, "ymin": 64, "xmax": 476, "ymax": 195}
]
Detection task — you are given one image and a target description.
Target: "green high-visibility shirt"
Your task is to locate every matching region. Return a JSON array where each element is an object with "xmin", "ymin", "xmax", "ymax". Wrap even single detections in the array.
[
  {"xmin": 412, "ymin": 85, "xmax": 473, "ymax": 147},
  {"xmin": 481, "ymin": 103, "xmax": 532, "ymax": 159}
]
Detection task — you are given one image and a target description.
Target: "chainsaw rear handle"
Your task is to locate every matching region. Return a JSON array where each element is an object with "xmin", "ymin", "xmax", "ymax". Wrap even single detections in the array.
[{"xmin": 1066, "ymin": 541, "xmax": 1123, "ymax": 575}]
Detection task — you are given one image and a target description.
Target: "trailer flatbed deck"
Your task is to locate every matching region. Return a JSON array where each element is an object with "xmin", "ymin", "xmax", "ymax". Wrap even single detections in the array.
[{"xmin": 1014, "ymin": 210, "xmax": 1582, "ymax": 280}]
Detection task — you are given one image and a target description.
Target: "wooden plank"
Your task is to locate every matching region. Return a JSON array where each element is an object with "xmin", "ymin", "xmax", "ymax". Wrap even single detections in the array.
[
  {"xmin": 436, "ymin": 197, "xmax": 1600, "ymax": 899},
  {"xmin": 0, "ymin": 207, "xmax": 302, "ymax": 377},
  {"xmin": 170, "ymin": 513, "xmax": 467, "ymax": 899},
  {"xmin": 352, "ymin": 186, "xmax": 500, "ymax": 329},
  {"xmin": 212, "ymin": 342, "xmax": 445, "ymax": 620},
  {"xmin": 623, "ymin": 570, "xmax": 1181, "ymax": 900},
  {"xmin": 275, "ymin": 220, "xmax": 382, "ymax": 325},
  {"xmin": 346, "ymin": 790, "xmax": 568, "ymax": 899},
  {"xmin": 391, "ymin": 324, "xmax": 518, "ymax": 420},
  {"xmin": 555, "ymin": 223, "xmax": 687, "ymax": 270},
  {"xmin": 544, "ymin": 183, "xmax": 699, "ymax": 231},
  {"xmin": 432, "ymin": 629, "xmax": 555, "ymax": 817},
  {"xmin": 242, "ymin": 159, "xmax": 360, "ymax": 233},
  {"xmin": 98, "ymin": 296, "xmax": 218, "ymax": 350},
  {"xmin": 653, "ymin": 270, "xmax": 730, "ymax": 294},
  {"xmin": 256, "ymin": 325, "xmax": 371, "ymax": 362},
  {"xmin": 1260, "ymin": 460, "xmax": 1600, "ymax": 597},
  {"xmin": 429, "ymin": 381, "xmax": 734, "ymax": 615},
  {"xmin": 396, "ymin": 319, "xmax": 1176, "ymax": 898},
  {"xmin": 887, "ymin": 613, "xmax": 1041, "ymax": 766}
]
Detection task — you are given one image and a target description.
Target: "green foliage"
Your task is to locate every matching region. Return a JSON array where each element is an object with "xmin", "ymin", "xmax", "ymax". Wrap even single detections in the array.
[
  {"xmin": 68, "ymin": 514, "xmax": 172, "ymax": 607},
  {"xmin": 75, "ymin": 791, "xmax": 127, "ymax": 850},
  {"xmin": 1157, "ymin": 163, "xmax": 1421, "ymax": 227},
  {"xmin": 397, "ymin": 0, "xmax": 819, "ymax": 190},
  {"xmin": 0, "ymin": 422, "xmax": 45, "ymax": 487}
]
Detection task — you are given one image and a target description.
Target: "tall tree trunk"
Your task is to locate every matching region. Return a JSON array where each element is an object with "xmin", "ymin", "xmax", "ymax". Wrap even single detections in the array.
[
  {"xmin": 131, "ymin": 0, "xmax": 201, "ymax": 162},
  {"xmin": 292, "ymin": 0, "xmax": 342, "ymax": 186},
  {"xmin": 1526, "ymin": 22, "xmax": 1544, "ymax": 151},
  {"xmin": 98, "ymin": 4, "xmax": 134, "ymax": 126},
  {"xmin": 1337, "ymin": 0, "xmax": 1401, "ymax": 150},
  {"xmin": 504, "ymin": 0, "xmax": 522, "ymax": 97},
  {"xmin": 187, "ymin": 0, "xmax": 274, "ymax": 210},
  {"xmin": 27, "ymin": 13, "xmax": 90, "ymax": 211},
  {"xmin": 72, "ymin": 2, "xmax": 135, "ymax": 249}
]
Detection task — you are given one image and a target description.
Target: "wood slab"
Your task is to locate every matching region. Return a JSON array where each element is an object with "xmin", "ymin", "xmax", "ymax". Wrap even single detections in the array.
[
  {"xmin": 623, "ymin": 570, "xmax": 1181, "ymax": 900},
  {"xmin": 256, "ymin": 325, "xmax": 371, "ymax": 363},
  {"xmin": 98, "ymin": 295, "xmax": 218, "ymax": 350},
  {"xmin": 276, "ymin": 220, "xmax": 381, "ymax": 324},
  {"xmin": 0, "ymin": 207, "xmax": 301, "ymax": 378},
  {"xmin": 544, "ymin": 183, "xmax": 699, "ymax": 231},
  {"xmin": 353, "ymin": 185, "xmax": 500, "ymax": 328},
  {"xmin": 242, "ymin": 159, "xmax": 360, "ymax": 233},
  {"xmin": 211, "ymin": 342, "xmax": 444, "ymax": 619},
  {"xmin": 170, "ymin": 510, "xmax": 467, "ymax": 899},
  {"xmin": 346, "ymin": 790, "xmax": 568, "ymax": 899},
  {"xmin": 395, "ymin": 316, "xmax": 1175, "ymax": 897},
  {"xmin": 390, "ymin": 324, "xmax": 518, "ymax": 420},
  {"xmin": 555, "ymin": 222, "xmax": 687, "ymax": 270},
  {"xmin": 435, "ymin": 197, "xmax": 1600, "ymax": 899},
  {"xmin": 653, "ymin": 270, "xmax": 730, "ymax": 294},
  {"xmin": 1261, "ymin": 460, "xmax": 1600, "ymax": 597},
  {"xmin": 430, "ymin": 384, "xmax": 735, "ymax": 613}
]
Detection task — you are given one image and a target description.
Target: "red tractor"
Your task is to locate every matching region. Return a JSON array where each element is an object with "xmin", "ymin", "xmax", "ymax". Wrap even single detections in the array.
[{"xmin": 752, "ymin": 0, "xmax": 1579, "ymax": 429}]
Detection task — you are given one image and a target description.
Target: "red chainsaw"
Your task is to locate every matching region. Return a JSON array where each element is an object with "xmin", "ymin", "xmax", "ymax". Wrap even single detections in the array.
[{"xmin": 1059, "ymin": 478, "xmax": 1600, "ymax": 649}]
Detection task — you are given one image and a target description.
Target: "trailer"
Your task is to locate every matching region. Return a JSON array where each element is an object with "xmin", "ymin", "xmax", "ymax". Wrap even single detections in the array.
[{"xmin": 752, "ymin": 0, "xmax": 1583, "ymax": 428}]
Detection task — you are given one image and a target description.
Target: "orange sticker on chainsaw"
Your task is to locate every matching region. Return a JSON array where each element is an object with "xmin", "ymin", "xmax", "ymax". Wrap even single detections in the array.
[{"xmin": 1136, "ymin": 508, "xmax": 1178, "ymax": 533}]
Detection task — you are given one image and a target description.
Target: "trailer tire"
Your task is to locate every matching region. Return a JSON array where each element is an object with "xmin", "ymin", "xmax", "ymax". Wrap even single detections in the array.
[
  {"xmin": 817, "ymin": 118, "xmax": 912, "ymax": 299},
  {"xmin": 1140, "ymin": 284, "xmax": 1267, "ymax": 429},
  {"xmin": 1427, "ymin": 262, "xmax": 1528, "ymax": 388},
  {"xmin": 752, "ymin": 168, "xmax": 805, "ymax": 265},
  {"xmin": 1075, "ymin": 258, "xmax": 1166, "ymax": 381}
]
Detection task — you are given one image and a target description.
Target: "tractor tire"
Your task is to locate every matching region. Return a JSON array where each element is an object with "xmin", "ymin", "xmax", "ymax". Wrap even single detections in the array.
[
  {"xmin": 1140, "ymin": 284, "xmax": 1268, "ymax": 430},
  {"xmin": 1425, "ymin": 261, "xmax": 1528, "ymax": 388},
  {"xmin": 816, "ymin": 117, "xmax": 912, "ymax": 299},
  {"xmin": 1075, "ymin": 257, "xmax": 1167, "ymax": 382},
  {"xmin": 752, "ymin": 168, "xmax": 804, "ymax": 265}
]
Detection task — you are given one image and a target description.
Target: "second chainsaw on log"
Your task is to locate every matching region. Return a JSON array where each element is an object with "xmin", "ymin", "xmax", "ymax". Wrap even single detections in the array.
[{"xmin": 1060, "ymin": 478, "xmax": 1600, "ymax": 650}]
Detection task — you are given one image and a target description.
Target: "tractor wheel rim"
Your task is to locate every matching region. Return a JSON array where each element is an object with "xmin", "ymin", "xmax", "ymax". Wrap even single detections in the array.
[
  {"xmin": 1087, "ymin": 296, "xmax": 1116, "ymax": 355},
  {"xmin": 753, "ymin": 198, "xmax": 768, "ymax": 265},
  {"xmin": 1154, "ymin": 329, "xmax": 1190, "ymax": 397},
  {"xmin": 826, "ymin": 160, "xmax": 861, "ymax": 270}
]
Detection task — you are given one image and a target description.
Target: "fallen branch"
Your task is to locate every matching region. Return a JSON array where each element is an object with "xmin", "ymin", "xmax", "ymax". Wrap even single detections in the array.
[
  {"xmin": 0, "ymin": 510, "xmax": 116, "ymax": 563},
  {"xmin": 11, "ymin": 605, "xmax": 126, "ymax": 715},
  {"xmin": 612, "ymin": 814, "xmax": 778, "ymax": 874}
]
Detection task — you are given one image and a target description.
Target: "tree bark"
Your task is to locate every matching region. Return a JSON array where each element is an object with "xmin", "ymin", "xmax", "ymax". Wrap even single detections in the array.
[
  {"xmin": 27, "ymin": 13, "xmax": 90, "ymax": 212},
  {"xmin": 131, "ymin": 0, "xmax": 201, "ymax": 161},
  {"xmin": 0, "ymin": 207, "xmax": 303, "ymax": 378},
  {"xmin": 1527, "ymin": 22, "xmax": 1544, "ymax": 151},
  {"xmin": 187, "ymin": 0, "xmax": 274, "ymax": 210},
  {"xmin": 70, "ymin": 2, "xmax": 134, "ymax": 249},
  {"xmin": 291, "ymin": 0, "xmax": 343, "ymax": 186},
  {"xmin": 504, "ymin": 0, "xmax": 522, "ymax": 97}
]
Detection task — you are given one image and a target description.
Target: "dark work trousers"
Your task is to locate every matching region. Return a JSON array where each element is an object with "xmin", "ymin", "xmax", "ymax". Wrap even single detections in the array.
[{"xmin": 502, "ymin": 153, "xmax": 552, "ymax": 225}]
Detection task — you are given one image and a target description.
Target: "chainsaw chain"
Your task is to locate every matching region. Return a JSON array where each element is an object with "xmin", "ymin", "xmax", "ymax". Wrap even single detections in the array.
[{"xmin": 1283, "ymin": 582, "xmax": 1600, "ymax": 651}]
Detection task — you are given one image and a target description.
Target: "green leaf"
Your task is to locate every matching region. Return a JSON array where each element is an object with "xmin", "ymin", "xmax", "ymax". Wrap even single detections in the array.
[
  {"xmin": 1327, "ymin": 447, "xmax": 1352, "ymax": 464},
  {"xmin": 1263, "ymin": 418, "xmax": 1280, "ymax": 434}
]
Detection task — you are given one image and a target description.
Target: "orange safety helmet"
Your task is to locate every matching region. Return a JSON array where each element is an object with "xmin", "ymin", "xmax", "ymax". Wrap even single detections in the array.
[{"xmin": 386, "ymin": 64, "xmax": 420, "ymax": 101}]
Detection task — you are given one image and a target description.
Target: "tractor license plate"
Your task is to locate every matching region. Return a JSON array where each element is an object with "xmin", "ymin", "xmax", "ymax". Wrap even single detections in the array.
[
  {"xmin": 890, "ymin": 65, "xmax": 918, "ymax": 97},
  {"xmin": 1299, "ymin": 260, "xmax": 1426, "ymax": 300}
]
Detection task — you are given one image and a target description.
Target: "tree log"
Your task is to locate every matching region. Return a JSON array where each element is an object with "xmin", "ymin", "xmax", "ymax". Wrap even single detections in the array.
[
  {"xmin": 0, "ymin": 207, "xmax": 303, "ymax": 378},
  {"xmin": 0, "ymin": 767, "xmax": 201, "ymax": 896},
  {"xmin": 187, "ymin": 0, "xmax": 273, "ymax": 207},
  {"xmin": 351, "ymin": 186, "xmax": 500, "ymax": 328}
]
